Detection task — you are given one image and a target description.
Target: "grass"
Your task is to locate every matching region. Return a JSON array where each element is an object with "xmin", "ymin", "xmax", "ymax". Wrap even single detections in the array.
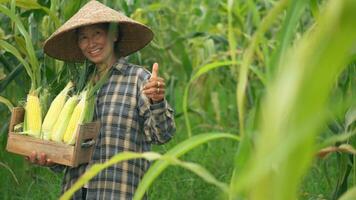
[{"xmin": 0, "ymin": 151, "xmax": 62, "ymax": 199}]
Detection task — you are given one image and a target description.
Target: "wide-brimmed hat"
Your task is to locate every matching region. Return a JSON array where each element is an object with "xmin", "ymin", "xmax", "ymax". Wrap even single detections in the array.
[{"xmin": 43, "ymin": 0, "xmax": 154, "ymax": 62}]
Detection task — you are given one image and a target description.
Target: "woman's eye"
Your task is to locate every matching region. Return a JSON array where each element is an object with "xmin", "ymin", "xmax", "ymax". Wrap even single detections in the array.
[
  {"xmin": 78, "ymin": 36, "xmax": 88, "ymax": 47},
  {"xmin": 79, "ymin": 36, "xmax": 87, "ymax": 40}
]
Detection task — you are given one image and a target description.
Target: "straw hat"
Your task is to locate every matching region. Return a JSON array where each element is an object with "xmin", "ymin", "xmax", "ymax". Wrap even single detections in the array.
[{"xmin": 43, "ymin": 0, "xmax": 154, "ymax": 62}]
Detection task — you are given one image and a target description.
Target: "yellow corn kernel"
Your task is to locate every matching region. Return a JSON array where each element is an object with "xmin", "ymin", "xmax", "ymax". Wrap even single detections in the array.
[
  {"xmin": 63, "ymin": 95, "xmax": 86, "ymax": 145},
  {"xmin": 25, "ymin": 93, "xmax": 42, "ymax": 138},
  {"xmin": 51, "ymin": 96, "xmax": 78, "ymax": 142},
  {"xmin": 42, "ymin": 82, "xmax": 73, "ymax": 140}
]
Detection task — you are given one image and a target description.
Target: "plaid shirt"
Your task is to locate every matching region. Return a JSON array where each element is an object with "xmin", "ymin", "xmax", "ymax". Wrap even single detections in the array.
[{"xmin": 61, "ymin": 58, "xmax": 176, "ymax": 199}]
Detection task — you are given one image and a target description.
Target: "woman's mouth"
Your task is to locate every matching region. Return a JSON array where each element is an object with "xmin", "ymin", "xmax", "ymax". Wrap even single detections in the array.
[{"xmin": 88, "ymin": 48, "xmax": 102, "ymax": 57}]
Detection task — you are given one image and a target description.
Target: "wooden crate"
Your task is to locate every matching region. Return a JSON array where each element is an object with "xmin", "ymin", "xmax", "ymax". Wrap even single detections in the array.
[{"xmin": 6, "ymin": 107, "xmax": 100, "ymax": 167}]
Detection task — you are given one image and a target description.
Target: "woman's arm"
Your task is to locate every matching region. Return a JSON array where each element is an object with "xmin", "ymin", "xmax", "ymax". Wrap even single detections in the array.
[
  {"xmin": 137, "ymin": 64, "xmax": 176, "ymax": 144},
  {"xmin": 139, "ymin": 97, "xmax": 176, "ymax": 144}
]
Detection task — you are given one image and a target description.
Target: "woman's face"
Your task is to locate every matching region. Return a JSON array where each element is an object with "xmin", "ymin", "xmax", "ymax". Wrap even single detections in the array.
[{"xmin": 77, "ymin": 24, "xmax": 117, "ymax": 65}]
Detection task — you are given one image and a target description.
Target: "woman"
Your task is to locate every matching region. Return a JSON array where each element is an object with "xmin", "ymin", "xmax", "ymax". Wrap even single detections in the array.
[{"xmin": 28, "ymin": 1, "xmax": 176, "ymax": 199}]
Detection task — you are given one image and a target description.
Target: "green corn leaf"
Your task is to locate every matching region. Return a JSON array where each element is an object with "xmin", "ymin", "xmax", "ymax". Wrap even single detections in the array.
[
  {"xmin": 231, "ymin": 0, "xmax": 356, "ymax": 199},
  {"xmin": 183, "ymin": 61, "xmax": 236, "ymax": 137},
  {"xmin": 338, "ymin": 186, "xmax": 356, "ymax": 200},
  {"xmin": 60, "ymin": 151, "xmax": 230, "ymax": 200},
  {"xmin": 0, "ymin": 68, "xmax": 5, "ymax": 80},
  {"xmin": 134, "ymin": 132, "xmax": 239, "ymax": 200},
  {"xmin": 190, "ymin": 61, "xmax": 237, "ymax": 82},
  {"xmin": 13, "ymin": 0, "xmax": 42, "ymax": 9},
  {"xmin": 14, "ymin": 36, "xmax": 27, "ymax": 56},
  {"xmin": 62, "ymin": 0, "xmax": 83, "ymax": 21},
  {"xmin": 60, "ymin": 152, "xmax": 161, "ymax": 200},
  {"xmin": 319, "ymin": 130, "xmax": 356, "ymax": 149},
  {"xmin": 268, "ymin": 0, "xmax": 308, "ymax": 81},
  {"xmin": 1, "ymin": 0, "xmax": 60, "ymax": 27},
  {"xmin": 310, "ymin": 0, "xmax": 320, "ymax": 19},
  {"xmin": 345, "ymin": 106, "xmax": 356, "ymax": 130},
  {"xmin": 236, "ymin": 0, "xmax": 289, "ymax": 137},
  {"xmin": 0, "ymin": 64, "xmax": 23, "ymax": 93},
  {"xmin": 227, "ymin": 0, "xmax": 237, "ymax": 77},
  {"xmin": 160, "ymin": 156, "xmax": 229, "ymax": 194},
  {"xmin": 0, "ymin": 39, "xmax": 34, "ymax": 87},
  {"xmin": 0, "ymin": 4, "xmax": 40, "ymax": 91},
  {"xmin": 176, "ymin": 41, "xmax": 192, "ymax": 79},
  {"xmin": 0, "ymin": 161, "xmax": 18, "ymax": 185},
  {"xmin": 249, "ymin": 65, "xmax": 266, "ymax": 85},
  {"xmin": 0, "ymin": 54, "xmax": 12, "ymax": 73},
  {"xmin": 39, "ymin": 6, "xmax": 60, "ymax": 29},
  {"xmin": 247, "ymin": 0, "xmax": 261, "ymax": 27},
  {"xmin": 0, "ymin": 95, "xmax": 14, "ymax": 111}
]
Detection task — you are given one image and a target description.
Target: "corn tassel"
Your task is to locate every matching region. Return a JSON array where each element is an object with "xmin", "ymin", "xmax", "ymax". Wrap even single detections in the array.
[
  {"xmin": 51, "ymin": 95, "xmax": 78, "ymax": 142},
  {"xmin": 24, "ymin": 93, "xmax": 42, "ymax": 138},
  {"xmin": 42, "ymin": 82, "xmax": 73, "ymax": 140}
]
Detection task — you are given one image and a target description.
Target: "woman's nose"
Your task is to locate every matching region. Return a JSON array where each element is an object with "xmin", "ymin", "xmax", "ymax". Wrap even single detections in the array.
[{"xmin": 88, "ymin": 38, "xmax": 96, "ymax": 48}]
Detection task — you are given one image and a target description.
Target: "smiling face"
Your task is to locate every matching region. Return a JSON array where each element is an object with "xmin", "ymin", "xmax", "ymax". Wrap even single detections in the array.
[{"xmin": 77, "ymin": 23, "xmax": 118, "ymax": 65}]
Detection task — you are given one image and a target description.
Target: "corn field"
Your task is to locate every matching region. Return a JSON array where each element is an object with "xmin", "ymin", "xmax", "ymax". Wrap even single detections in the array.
[{"xmin": 1, "ymin": 0, "xmax": 356, "ymax": 199}]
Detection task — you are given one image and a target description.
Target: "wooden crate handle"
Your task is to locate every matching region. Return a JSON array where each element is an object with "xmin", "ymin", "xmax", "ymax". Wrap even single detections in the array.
[
  {"xmin": 81, "ymin": 139, "xmax": 96, "ymax": 148},
  {"xmin": 74, "ymin": 121, "xmax": 100, "ymax": 148}
]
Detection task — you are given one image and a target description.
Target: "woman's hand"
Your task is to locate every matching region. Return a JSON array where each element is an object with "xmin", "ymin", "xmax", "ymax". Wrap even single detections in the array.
[
  {"xmin": 25, "ymin": 151, "xmax": 54, "ymax": 167},
  {"xmin": 143, "ymin": 63, "xmax": 165, "ymax": 103}
]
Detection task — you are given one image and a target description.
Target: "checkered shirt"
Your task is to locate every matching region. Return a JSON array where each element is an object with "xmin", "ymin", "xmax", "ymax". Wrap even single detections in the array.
[{"xmin": 61, "ymin": 58, "xmax": 176, "ymax": 199}]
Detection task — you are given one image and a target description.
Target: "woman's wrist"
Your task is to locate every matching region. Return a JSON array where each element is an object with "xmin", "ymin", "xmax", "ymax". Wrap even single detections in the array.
[{"xmin": 150, "ymin": 98, "xmax": 164, "ymax": 104}]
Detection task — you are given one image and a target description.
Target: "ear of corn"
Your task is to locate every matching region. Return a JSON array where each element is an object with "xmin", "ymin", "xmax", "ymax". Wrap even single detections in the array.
[
  {"xmin": 24, "ymin": 93, "xmax": 42, "ymax": 138},
  {"xmin": 51, "ymin": 95, "xmax": 79, "ymax": 142},
  {"xmin": 63, "ymin": 91, "xmax": 86, "ymax": 145},
  {"xmin": 42, "ymin": 82, "xmax": 73, "ymax": 140},
  {"xmin": 63, "ymin": 88, "xmax": 96, "ymax": 145},
  {"xmin": 20, "ymin": 71, "xmax": 99, "ymax": 144}
]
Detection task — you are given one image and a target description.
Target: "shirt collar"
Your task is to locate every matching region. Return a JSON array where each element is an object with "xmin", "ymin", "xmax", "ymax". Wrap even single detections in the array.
[{"xmin": 112, "ymin": 57, "xmax": 129, "ymax": 75}]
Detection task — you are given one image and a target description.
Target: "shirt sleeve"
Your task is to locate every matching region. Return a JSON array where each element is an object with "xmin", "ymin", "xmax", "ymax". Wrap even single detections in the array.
[{"xmin": 137, "ymin": 69, "xmax": 176, "ymax": 145}]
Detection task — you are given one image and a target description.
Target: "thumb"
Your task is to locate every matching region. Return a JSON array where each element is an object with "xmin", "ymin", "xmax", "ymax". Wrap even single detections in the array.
[{"xmin": 151, "ymin": 63, "xmax": 159, "ymax": 78}]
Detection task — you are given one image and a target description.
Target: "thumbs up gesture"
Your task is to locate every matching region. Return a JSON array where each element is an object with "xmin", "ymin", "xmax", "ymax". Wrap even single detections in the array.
[{"xmin": 143, "ymin": 63, "xmax": 165, "ymax": 103}]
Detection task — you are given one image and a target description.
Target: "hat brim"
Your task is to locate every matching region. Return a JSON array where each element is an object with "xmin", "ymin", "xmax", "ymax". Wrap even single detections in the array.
[{"xmin": 43, "ymin": 1, "xmax": 154, "ymax": 62}]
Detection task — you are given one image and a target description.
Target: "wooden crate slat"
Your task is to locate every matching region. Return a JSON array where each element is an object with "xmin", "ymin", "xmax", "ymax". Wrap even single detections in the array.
[
  {"xmin": 7, "ymin": 133, "xmax": 74, "ymax": 166},
  {"xmin": 6, "ymin": 107, "xmax": 100, "ymax": 167}
]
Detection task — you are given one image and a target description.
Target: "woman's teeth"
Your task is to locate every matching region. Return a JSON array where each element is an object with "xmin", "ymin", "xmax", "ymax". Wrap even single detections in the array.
[{"xmin": 90, "ymin": 49, "xmax": 101, "ymax": 54}]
